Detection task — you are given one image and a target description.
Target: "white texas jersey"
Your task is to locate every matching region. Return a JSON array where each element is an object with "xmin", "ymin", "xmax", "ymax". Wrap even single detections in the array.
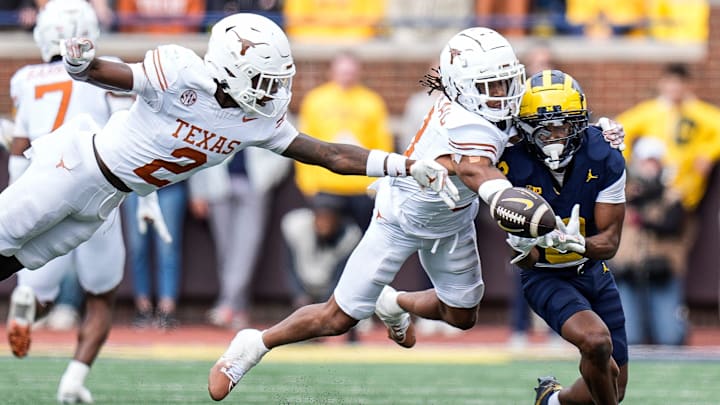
[
  {"xmin": 381, "ymin": 95, "xmax": 510, "ymax": 238},
  {"xmin": 95, "ymin": 45, "xmax": 299, "ymax": 196},
  {"xmin": 11, "ymin": 61, "xmax": 112, "ymax": 141}
]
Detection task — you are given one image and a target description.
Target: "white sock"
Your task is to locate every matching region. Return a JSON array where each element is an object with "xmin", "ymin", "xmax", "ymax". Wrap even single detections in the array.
[
  {"xmin": 257, "ymin": 330, "xmax": 270, "ymax": 353},
  {"xmin": 381, "ymin": 287, "xmax": 404, "ymax": 315},
  {"xmin": 62, "ymin": 360, "xmax": 90, "ymax": 386},
  {"xmin": 547, "ymin": 391, "xmax": 560, "ymax": 405}
]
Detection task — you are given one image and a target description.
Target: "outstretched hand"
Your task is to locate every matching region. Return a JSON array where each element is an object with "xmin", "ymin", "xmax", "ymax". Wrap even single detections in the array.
[
  {"xmin": 538, "ymin": 204, "xmax": 585, "ymax": 254},
  {"xmin": 597, "ymin": 117, "xmax": 625, "ymax": 152},
  {"xmin": 409, "ymin": 160, "xmax": 460, "ymax": 209},
  {"xmin": 136, "ymin": 191, "xmax": 173, "ymax": 244},
  {"xmin": 60, "ymin": 37, "xmax": 95, "ymax": 74},
  {"xmin": 506, "ymin": 234, "xmax": 539, "ymax": 264}
]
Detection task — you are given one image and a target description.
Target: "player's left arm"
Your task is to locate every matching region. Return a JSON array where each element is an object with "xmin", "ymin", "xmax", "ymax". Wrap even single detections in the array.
[
  {"xmin": 584, "ymin": 202, "xmax": 625, "ymax": 260},
  {"xmin": 61, "ymin": 38, "xmax": 134, "ymax": 92}
]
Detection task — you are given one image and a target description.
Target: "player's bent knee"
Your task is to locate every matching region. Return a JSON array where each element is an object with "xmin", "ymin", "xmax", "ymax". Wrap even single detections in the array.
[
  {"xmin": 579, "ymin": 332, "xmax": 613, "ymax": 361},
  {"xmin": 320, "ymin": 301, "xmax": 358, "ymax": 335},
  {"xmin": 441, "ymin": 307, "xmax": 477, "ymax": 330}
]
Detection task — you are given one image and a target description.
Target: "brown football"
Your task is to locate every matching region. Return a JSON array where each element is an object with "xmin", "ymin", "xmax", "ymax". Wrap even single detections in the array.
[{"xmin": 489, "ymin": 187, "xmax": 556, "ymax": 238}]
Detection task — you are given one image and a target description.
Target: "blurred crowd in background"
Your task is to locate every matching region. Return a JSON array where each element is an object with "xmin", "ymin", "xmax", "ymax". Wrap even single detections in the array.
[
  {"xmin": 0, "ymin": 0, "xmax": 709, "ymax": 43},
  {"xmin": 1, "ymin": 0, "xmax": 719, "ymax": 350}
]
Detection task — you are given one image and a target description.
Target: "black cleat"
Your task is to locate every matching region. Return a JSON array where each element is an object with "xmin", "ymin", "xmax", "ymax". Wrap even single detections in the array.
[{"xmin": 534, "ymin": 376, "xmax": 562, "ymax": 405}]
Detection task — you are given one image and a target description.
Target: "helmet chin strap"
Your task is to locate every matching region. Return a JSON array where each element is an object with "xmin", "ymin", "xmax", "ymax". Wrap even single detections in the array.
[{"xmin": 542, "ymin": 143, "xmax": 565, "ymax": 170}]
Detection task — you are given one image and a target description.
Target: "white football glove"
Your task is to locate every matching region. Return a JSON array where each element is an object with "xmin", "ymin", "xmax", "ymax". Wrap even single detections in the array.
[
  {"xmin": 409, "ymin": 160, "xmax": 460, "ymax": 209},
  {"xmin": 506, "ymin": 234, "xmax": 539, "ymax": 265},
  {"xmin": 538, "ymin": 204, "xmax": 586, "ymax": 254},
  {"xmin": 137, "ymin": 191, "xmax": 173, "ymax": 244},
  {"xmin": 597, "ymin": 117, "xmax": 626, "ymax": 152},
  {"xmin": 59, "ymin": 37, "xmax": 96, "ymax": 74}
]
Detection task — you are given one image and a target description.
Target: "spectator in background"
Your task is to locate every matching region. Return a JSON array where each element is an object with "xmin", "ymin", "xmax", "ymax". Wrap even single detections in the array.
[
  {"xmin": 189, "ymin": 147, "xmax": 291, "ymax": 329},
  {"xmin": 475, "ymin": 0, "xmax": 530, "ymax": 37},
  {"xmin": 647, "ymin": 0, "xmax": 709, "ymax": 43},
  {"xmin": 284, "ymin": 0, "xmax": 384, "ymax": 43},
  {"xmin": 124, "ymin": 182, "xmax": 188, "ymax": 330},
  {"xmin": 564, "ymin": 0, "xmax": 646, "ymax": 38},
  {"xmin": 616, "ymin": 64, "xmax": 720, "ymax": 344},
  {"xmin": 294, "ymin": 51, "xmax": 394, "ymax": 232},
  {"xmin": 281, "ymin": 194, "xmax": 362, "ymax": 308},
  {"xmin": 204, "ymin": 0, "xmax": 282, "ymax": 30},
  {"xmin": 386, "ymin": 0, "xmax": 473, "ymax": 44},
  {"xmin": 116, "ymin": 0, "xmax": 206, "ymax": 33},
  {"xmin": 617, "ymin": 64, "xmax": 720, "ymax": 215},
  {"xmin": 612, "ymin": 137, "xmax": 690, "ymax": 345},
  {"xmin": 0, "ymin": 0, "xmax": 37, "ymax": 30},
  {"xmin": 521, "ymin": 42, "xmax": 556, "ymax": 77},
  {"xmin": 32, "ymin": 1, "xmax": 114, "ymax": 30}
]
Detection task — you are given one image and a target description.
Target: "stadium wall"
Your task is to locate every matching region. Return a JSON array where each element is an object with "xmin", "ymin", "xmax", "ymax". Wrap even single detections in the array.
[{"xmin": 0, "ymin": 6, "xmax": 718, "ymax": 318}]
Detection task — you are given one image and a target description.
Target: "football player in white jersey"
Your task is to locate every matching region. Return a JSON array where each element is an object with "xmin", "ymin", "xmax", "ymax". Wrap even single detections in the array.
[
  {"xmin": 206, "ymin": 27, "xmax": 628, "ymax": 401},
  {"xmin": 0, "ymin": 12, "xmax": 453, "ymax": 275},
  {"xmin": 0, "ymin": 13, "xmax": 453, "ymax": 300},
  {"xmin": 4, "ymin": 1, "xmax": 167, "ymax": 403}
]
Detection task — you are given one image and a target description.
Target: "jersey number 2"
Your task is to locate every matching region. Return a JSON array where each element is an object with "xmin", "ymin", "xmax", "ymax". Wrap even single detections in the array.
[{"xmin": 133, "ymin": 147, "xmax": 207, "ymax": 187}]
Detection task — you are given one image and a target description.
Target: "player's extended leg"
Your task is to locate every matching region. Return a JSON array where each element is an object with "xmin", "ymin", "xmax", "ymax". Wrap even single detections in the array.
[
  {"xmin": 557, "ymin": 310, "xmax": 619, "ymax": 405},
  {"xmin": 57, "ymin": 288, "xmax": 116, "ymax": 404},
  {"xmin": 209, "ymin": 216, "xmax": 417, "ymax": 401},
  {"xmin": 376, "ymin": 225, "xmax": 484, "ymax": 346},
  {"xmin": 208, "ymin": 296, "xmax": 358, "ymax": 400},
  {"xmin": 395, "ymin": 288, "xmax": 478, "ymax": 330}
]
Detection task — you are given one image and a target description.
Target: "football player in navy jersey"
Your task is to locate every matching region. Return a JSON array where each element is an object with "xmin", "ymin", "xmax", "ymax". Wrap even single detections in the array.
[{"xmin": 502, "ymin": 70, "xmax": 627, "ymax": 405}]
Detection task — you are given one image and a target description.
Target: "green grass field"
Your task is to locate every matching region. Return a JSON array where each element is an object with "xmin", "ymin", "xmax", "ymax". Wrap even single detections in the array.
[{"xmin": 2, "ymin": 355, "xmax": 720, "ymax": 404}]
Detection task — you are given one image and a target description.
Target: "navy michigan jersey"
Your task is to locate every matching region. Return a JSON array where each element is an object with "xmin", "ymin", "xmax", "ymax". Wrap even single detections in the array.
[{"xmin": 498, "ymin": 125, "xmax": 626, "ymax": 268}]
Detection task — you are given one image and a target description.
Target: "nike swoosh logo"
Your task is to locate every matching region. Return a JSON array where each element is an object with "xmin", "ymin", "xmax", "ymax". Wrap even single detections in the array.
[
  {"xmin": 502, "ymin": 197, "xmax": 535, "ymax": 210},
  {"xmin": 242, "ymin": 116, "xmax": 258, "ymax": 122},
  {"xmin": 496, "ymin": 221, "xmax": 524, "ymax": 233}
]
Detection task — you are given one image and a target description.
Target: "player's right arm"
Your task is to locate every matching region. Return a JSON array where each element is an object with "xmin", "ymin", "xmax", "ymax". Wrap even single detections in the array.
[
  {"xmin": 451, "ymin": 155, "xmax": 510, "ymax": 203},
  {"xmin": 444, "ymin": 120, "xmax": 513, "ymax": 204}
]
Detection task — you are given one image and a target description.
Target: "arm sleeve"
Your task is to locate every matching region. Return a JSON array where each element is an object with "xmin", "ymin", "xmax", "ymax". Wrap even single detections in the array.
[
  {"xmin": 130, "ymin": 45, "xmax": 190, "ymax": 111},
  {"xmin": 596, "ymin": 170, "xmax": 627, "ymax": 204},
  {"xmin": 448, "ymin": 123, "xmax": 507, "ymax": 164}
]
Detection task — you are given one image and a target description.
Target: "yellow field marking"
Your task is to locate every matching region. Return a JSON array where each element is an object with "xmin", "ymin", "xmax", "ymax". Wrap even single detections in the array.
[{"xmin": 9, "ymin": 342, "xmax": 577, "ymax": 363}]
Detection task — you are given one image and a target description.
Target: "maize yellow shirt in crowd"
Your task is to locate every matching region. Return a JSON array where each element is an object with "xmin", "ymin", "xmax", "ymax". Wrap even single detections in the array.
[
  {"xmin": 295, "ymin": 82, "xmax": 393, "ymax": 197},
  {"xmin": 617, "ymin": 98, "xmax": 720, "ymax": 210},
  {"xmin": 284, "ymin": 0, "xmax": 384, "ymax": 42},
  {"xmin": 646, "ymin": 0, "xmax": 709, "ymax": 43},
  {"xmin": 566, "ymin": 0, "xmax": 645, "ymax": 28},
  {"xmin": 565, "ymin": 0, "xmax": 708, "ymax": 42}
]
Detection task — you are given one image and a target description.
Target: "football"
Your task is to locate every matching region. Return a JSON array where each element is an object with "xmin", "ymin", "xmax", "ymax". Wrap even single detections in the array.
[{"xmin": 489, "ymin": 187, "xmax": 556, "ymax": 238}]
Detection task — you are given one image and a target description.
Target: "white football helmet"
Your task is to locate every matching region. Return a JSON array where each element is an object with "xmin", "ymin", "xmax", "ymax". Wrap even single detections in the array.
[
  {"xmin": 439, "ymin": 27, "xmax": 526, "ymax": 122},
  {"xmin": 204, "ymin": 13, "xmax": 296, "ymax": 118},
  {"xmin": 33, "ymin": 0, "xmax": 100, "ymax": 63}
]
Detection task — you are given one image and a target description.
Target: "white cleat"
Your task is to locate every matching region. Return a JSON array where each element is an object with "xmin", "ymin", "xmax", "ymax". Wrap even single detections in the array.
[
  {"xmin": 208, "ymin": 329, "xmax": 269, "ymax": 401},
  {"xmin": 374, "ymin": 285, "xmax": 415, "ymax": 348},
  {"xmin": 7, "ymin": 285, "xmax": 36, "ymax": 358}
]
